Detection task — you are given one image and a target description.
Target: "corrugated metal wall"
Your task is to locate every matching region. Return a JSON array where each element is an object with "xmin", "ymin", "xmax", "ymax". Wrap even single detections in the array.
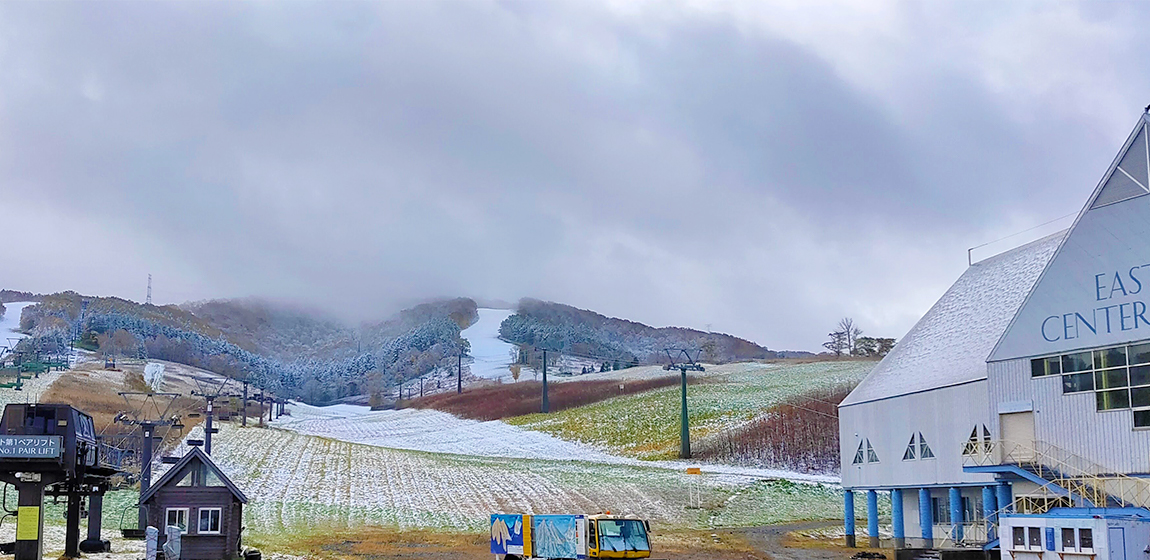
[
  {"xmin": 840, "ymin": 381, "xmax": 997, "ymax": 489},
  {"xmin": 988, "ymin": 358, "xmax": 1150, "ymax": 474}
]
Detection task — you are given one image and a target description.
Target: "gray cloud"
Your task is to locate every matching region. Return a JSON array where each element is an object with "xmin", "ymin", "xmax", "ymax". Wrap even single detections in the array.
[{"xmin": 2, "ymin": 1, "xmax": 1150, "ymax": 350}]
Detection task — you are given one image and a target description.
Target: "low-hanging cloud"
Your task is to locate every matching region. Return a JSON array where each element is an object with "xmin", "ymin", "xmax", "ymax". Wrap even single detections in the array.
[{"xmin": 2, "ymin": 1, "xmax": 1149, "ymax": 351}]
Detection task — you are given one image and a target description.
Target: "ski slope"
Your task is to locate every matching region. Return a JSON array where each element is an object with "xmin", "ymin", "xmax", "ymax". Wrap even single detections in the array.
[
  {"xmin": 273, "ymin": 402, "xmax": 625, "ymax": 463},
  {"xmin": 271, "ymin": 401, "xmax": 838, "ymax": 484},
  {"xmin": 0, "ymin": 301, "xmax": 32, "ymax": 348},
  {"xmin": 166, "ymin": 422, "xmax": 844, "ymax": 535},
  {"xmin": 461, "ymin": 308, "xmax": 517, "ymax": 381}
]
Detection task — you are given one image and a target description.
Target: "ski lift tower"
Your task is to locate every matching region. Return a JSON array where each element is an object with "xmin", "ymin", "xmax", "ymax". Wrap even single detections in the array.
[
  {"xmin": 113, "ymin": 392, "xmax": 185, "ymax": 532},
  {"xmin": 665, "ymin": 349, "xmax": 705, "ymax": 459},
  {"xmin": 190, "ymin": 375, "xmax": 238, "ymax": 455}
]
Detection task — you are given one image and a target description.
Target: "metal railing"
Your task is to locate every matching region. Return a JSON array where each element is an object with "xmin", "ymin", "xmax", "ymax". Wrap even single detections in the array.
[{"xmin": 963, "ymin": 439, "xmax": 1150, "ymax": 509}]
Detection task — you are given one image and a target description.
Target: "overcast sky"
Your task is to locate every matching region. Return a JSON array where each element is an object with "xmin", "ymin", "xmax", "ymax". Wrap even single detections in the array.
[{"xmin": 2, "ymin": 1, "xmax": 1149, "ymax": 351}]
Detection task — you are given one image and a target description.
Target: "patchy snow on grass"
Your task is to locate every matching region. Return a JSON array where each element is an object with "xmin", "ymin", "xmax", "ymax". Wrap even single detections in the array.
[
  {"xmin": 163, "ymin": 422, "xmax": 843, "ymax": 538},
  {"xmin": 167, "ymin": 423, "xmax": 743, "ymax": 534},
  {"xmin": 274, "ymin": 401, "xmax": 626, "ymax": 463},
  {"xmin": 507, "ymin": 361, "xmax": 873, "ymax": 461}
]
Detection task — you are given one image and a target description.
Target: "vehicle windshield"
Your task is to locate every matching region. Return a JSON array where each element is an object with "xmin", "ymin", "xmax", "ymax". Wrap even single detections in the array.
[{"xmin": 597, "ymin": 519, "xmax": 649, "ymax": 552}]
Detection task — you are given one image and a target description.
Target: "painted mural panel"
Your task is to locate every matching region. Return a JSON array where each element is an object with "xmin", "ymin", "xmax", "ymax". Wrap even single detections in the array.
[
  {"xmin": 490, "ymin": 514, "xmax": 525, "ymax": 555},
  {"xmin": 532, "ymin": 514, "xmax": 584, "ymax": 559}
]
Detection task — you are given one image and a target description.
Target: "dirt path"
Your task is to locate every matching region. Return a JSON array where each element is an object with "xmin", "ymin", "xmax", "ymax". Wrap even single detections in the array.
[{"xmin": 737, "ymin": 521, "xmax": 851, "ymax": 560}]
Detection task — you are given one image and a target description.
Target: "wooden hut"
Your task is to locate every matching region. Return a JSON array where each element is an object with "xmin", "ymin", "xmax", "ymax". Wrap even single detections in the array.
[{"xmin": 140, "ymin": 447, "xmax": 248, "ymax": 560}]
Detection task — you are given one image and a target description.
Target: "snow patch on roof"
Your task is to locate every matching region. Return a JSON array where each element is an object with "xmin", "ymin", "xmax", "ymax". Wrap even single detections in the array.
[{"xmin": 840, "ymin": 231, "xmax": 1065, "ymax": 407}]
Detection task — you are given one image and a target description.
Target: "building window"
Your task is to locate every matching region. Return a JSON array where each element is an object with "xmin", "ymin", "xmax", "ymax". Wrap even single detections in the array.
[
  {"xmin": 1097, "ymin": 388, "xmax": 1131, "ymax": 411},
  {"xmin": 165, "ymin": 508, "xmax": 188, "ymax": 534},
  {"xmin": 1079, "ymin": 528, "xmax": 1093, "ymax": 550},
  {"xmin": 1028, "ymin": 527, "xmax": 1041, "ymax": 548},
  {"xmin": 931, "ymin": 498, "xmax": 949, "ymax": 524},
  {"xmin": 1062, "ymin": 351, "xmax": 1093, "ymax": 373},
  {"xmin": 1061, "ymin": 528, "xmax": 1076, "ymax": 551},
  {"xmin": 1032, "ymin": 356, "xmax": 1061, "ymax": 377},
  {"xmin": 1012, "ymin": 527, "xmax": 1025, "ymax": 548},
  {"xmin": 961, "ymin": 425, "xmax": 992, "ymax": 455},
  {"xmin": 1031, "ymin": 340, "xmax": 1150, "ymax": 428},
  {"xmin": 853, "ymin": 439, "xmax": 879, "ymax": 464},
  {"xmin": 903, "ymin": 435, "xmax": 916, "ymax": 460},
  {"xmin": 197, "ymin": 507, "xmax": 222, "ymax": 534},
  {"xmin": 1135, "ymin": 409, "xmax": 1150, "ymax": 428},
  {"xmin": 1063, "ymin": 371, "xmax": 1094, "ymax": 393},
  {"xmin": 917, "ymin": 433, "xmax": 934, "ymax": 459}
]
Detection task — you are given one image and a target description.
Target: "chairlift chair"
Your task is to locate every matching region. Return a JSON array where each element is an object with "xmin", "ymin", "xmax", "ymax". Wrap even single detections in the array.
[{"xmin": 119, "ymin": 505, "xmax": 147, "ymax": 540}]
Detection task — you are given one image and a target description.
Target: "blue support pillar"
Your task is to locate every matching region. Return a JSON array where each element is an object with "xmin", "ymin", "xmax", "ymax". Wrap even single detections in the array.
[
  {"xmin": 982, "ymin": 486, "xmax": 997, "ymax": 543},
  {"xmin": 949, "ymin": 487, "xmax": 963, "ymax": 544},
  {"xmin": 919, "ymin": 488, "xmax": 933, "ymax": 548},
  {"xmin": 867, "ymin": 489, "xmax": 879, "ymax": 548},
  {"xmin": 845, "ymin": 490, "xmax": 856, "ymax": 548},
  {"xmin": 996, "ymin": 481, "xmax": 1012, "ymax": 514},
  {"xmin": 891, "ymin": 488, "xmax": 905, "ymax": 549}
]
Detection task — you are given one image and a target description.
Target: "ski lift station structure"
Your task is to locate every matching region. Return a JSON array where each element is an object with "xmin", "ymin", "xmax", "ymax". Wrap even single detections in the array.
[
  {"xmin": 838, "ymin": 112, "xmax": 1150, "ymax": 559},
  {"xmin": 139, "ymin": 447, "xmax": 248, "ymax": 560},
  {"xmin": 0, "ymin": 403, "xmax": 127, "ymax": 560}
]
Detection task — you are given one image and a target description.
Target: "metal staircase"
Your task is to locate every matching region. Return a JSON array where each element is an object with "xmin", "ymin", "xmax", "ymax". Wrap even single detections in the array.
[{"xmin": 963, "ymin": 439, "xmax": 1150, "ymax": 510}]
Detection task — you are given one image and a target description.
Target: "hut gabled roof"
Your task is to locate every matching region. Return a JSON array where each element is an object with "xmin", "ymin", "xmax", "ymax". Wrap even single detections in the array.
[{"xmin": 140, "ymin": 446, "xmax": 248, "ymax": 504}]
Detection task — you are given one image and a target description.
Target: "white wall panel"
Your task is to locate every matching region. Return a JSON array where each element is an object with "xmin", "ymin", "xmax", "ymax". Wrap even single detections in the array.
[
  {"xmin": 993, "ymin": 194, "xmax": 1150, "ymax": 362},
  {"xmin": 840, "ymin": 381, "xmax": 996, "ymax": 489},
  {"xmin": 988, "ymin": 358, "xmax": 1150, "ymax": 474}
]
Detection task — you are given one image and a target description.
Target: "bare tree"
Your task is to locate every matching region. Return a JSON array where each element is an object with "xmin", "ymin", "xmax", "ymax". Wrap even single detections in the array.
[{"xmin": 837, "ymin": 317, "xmax": 863, "ymax": 354}]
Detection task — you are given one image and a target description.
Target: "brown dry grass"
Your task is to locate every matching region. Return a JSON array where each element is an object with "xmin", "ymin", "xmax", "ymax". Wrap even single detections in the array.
[
  {"xmin": 40, "ymin": 364, "xmax": 202, "ymax": 438},
  {"xmin": 269, "ymin": 525, "xmax": 767, "ymax": 560},
  {"xmin": 273, "ymin": 526, "xmax": 488, "ymax": 560},
  {"xmin": 409, "ymin": 376, "xmax": 698, "ymax": 421}
]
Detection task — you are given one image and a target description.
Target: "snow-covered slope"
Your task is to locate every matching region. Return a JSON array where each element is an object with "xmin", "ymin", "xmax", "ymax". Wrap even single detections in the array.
[
  {"xmin": 0, "ymin": 302, "xmax": 32, "ymax": 346},
  {"xmin": 461, "ymin": 308, "xmax": 517, "ymax": 381},
  {"xmin": 274, "ymin": 401, "xmax": 625, "ymax": 463}
]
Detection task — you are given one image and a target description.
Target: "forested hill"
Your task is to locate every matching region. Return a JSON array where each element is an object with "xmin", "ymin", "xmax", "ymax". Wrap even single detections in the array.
[
  {"xmin": 499, "ymin": 299, "xmax": 774, "ymax": 365},
  {"xmin": 11, "ymin": 291, "xmax": 475, "ymax": 404},
  {"xmin": 182, "ymin": 298, "xmax": 359, "ymax": 361}
]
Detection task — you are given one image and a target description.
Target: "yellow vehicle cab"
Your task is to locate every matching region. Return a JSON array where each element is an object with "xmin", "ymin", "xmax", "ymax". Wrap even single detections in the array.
[{"xmin": 585, "ymin": 514, "xmax": 651, "ymax": 559}]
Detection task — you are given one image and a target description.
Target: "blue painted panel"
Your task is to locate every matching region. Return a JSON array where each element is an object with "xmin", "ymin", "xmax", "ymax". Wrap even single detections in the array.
[
  {"xmin": 490, "ymin": 514, "xmax": 524, "ymax": 555},
  {"xmin": 532, "ymin": 515, "xmax": 581, "ymax": 559}
]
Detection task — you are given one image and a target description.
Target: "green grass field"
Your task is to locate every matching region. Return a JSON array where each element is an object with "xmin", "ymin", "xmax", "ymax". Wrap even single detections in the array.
[{"xmin": 505, "ymin": 361, "xmax": 875, "ymax": 460}]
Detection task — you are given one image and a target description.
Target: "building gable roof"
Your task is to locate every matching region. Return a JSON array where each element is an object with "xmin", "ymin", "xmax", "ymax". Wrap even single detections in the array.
[
  {"xmin": 840, "ymin": 231, "xmax": 1064, "ymax": 407},
  {"xmin": 139, "ymin": 447, "xmax": 248, "ymax": 504},
  {"xmin": 990, "ymin": 114, "xmax": 1150, "ymax": 362}
]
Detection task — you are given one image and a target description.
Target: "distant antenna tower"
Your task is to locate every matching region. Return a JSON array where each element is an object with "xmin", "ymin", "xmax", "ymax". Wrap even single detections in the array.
[{"xmin": 146, "ymin": 274, "xmax": 153, "ymax": 305}]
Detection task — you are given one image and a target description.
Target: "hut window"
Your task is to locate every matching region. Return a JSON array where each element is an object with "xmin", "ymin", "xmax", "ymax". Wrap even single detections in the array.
[
  {"xmin": 165, "ymin": 508, "xmax": 189, "ymax": 533},
  {"xmin": 1079, "ymin": 528, "xmax": 1093, "ymax": 550},
  {"xmin": 198, "ymin": 508, "xmax": 222, "ymax": 534},
  {"xmin": 205, "ymin": 469, "xmax": 225, "ymax": 487}
]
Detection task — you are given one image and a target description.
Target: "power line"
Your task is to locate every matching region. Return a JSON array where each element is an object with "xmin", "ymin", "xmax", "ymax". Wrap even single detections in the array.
[{"xmin": 967, "ymin": 210, "xmax": 1077, "ymax": 265}]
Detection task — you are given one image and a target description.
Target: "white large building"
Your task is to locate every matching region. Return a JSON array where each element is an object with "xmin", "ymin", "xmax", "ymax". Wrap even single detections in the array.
[{"xmin": 840, "ymin": 113, "xmax": 1150, "ymax": 559}]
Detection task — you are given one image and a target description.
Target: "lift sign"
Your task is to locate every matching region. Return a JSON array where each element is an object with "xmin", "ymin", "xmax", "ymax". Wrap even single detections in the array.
[{"xmin": 0, "ymin": 436, "xmax": 62, "ymax": 459}]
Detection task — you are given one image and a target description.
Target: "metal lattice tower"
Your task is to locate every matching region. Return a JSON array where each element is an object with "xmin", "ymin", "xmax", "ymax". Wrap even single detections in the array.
[{"xmin": 146, "ymin": 274, "xmax": 152, "ymax": 305}]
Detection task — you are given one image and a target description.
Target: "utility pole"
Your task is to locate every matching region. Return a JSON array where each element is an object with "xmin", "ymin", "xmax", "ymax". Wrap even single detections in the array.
[
  {"xmin": 665, "ymin": 349, "xmax": 705, "ymax": 459},
  {"xmin": 457, "ymin": 352, "xmax": 462, "ymax": 394},
  {"xmin": 241, "ymin": 382, "xmax": 248, "ymax": 428},
  {"xmin": 541, "ymin": 348, "xmax": 549, "ymax": 413}
]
